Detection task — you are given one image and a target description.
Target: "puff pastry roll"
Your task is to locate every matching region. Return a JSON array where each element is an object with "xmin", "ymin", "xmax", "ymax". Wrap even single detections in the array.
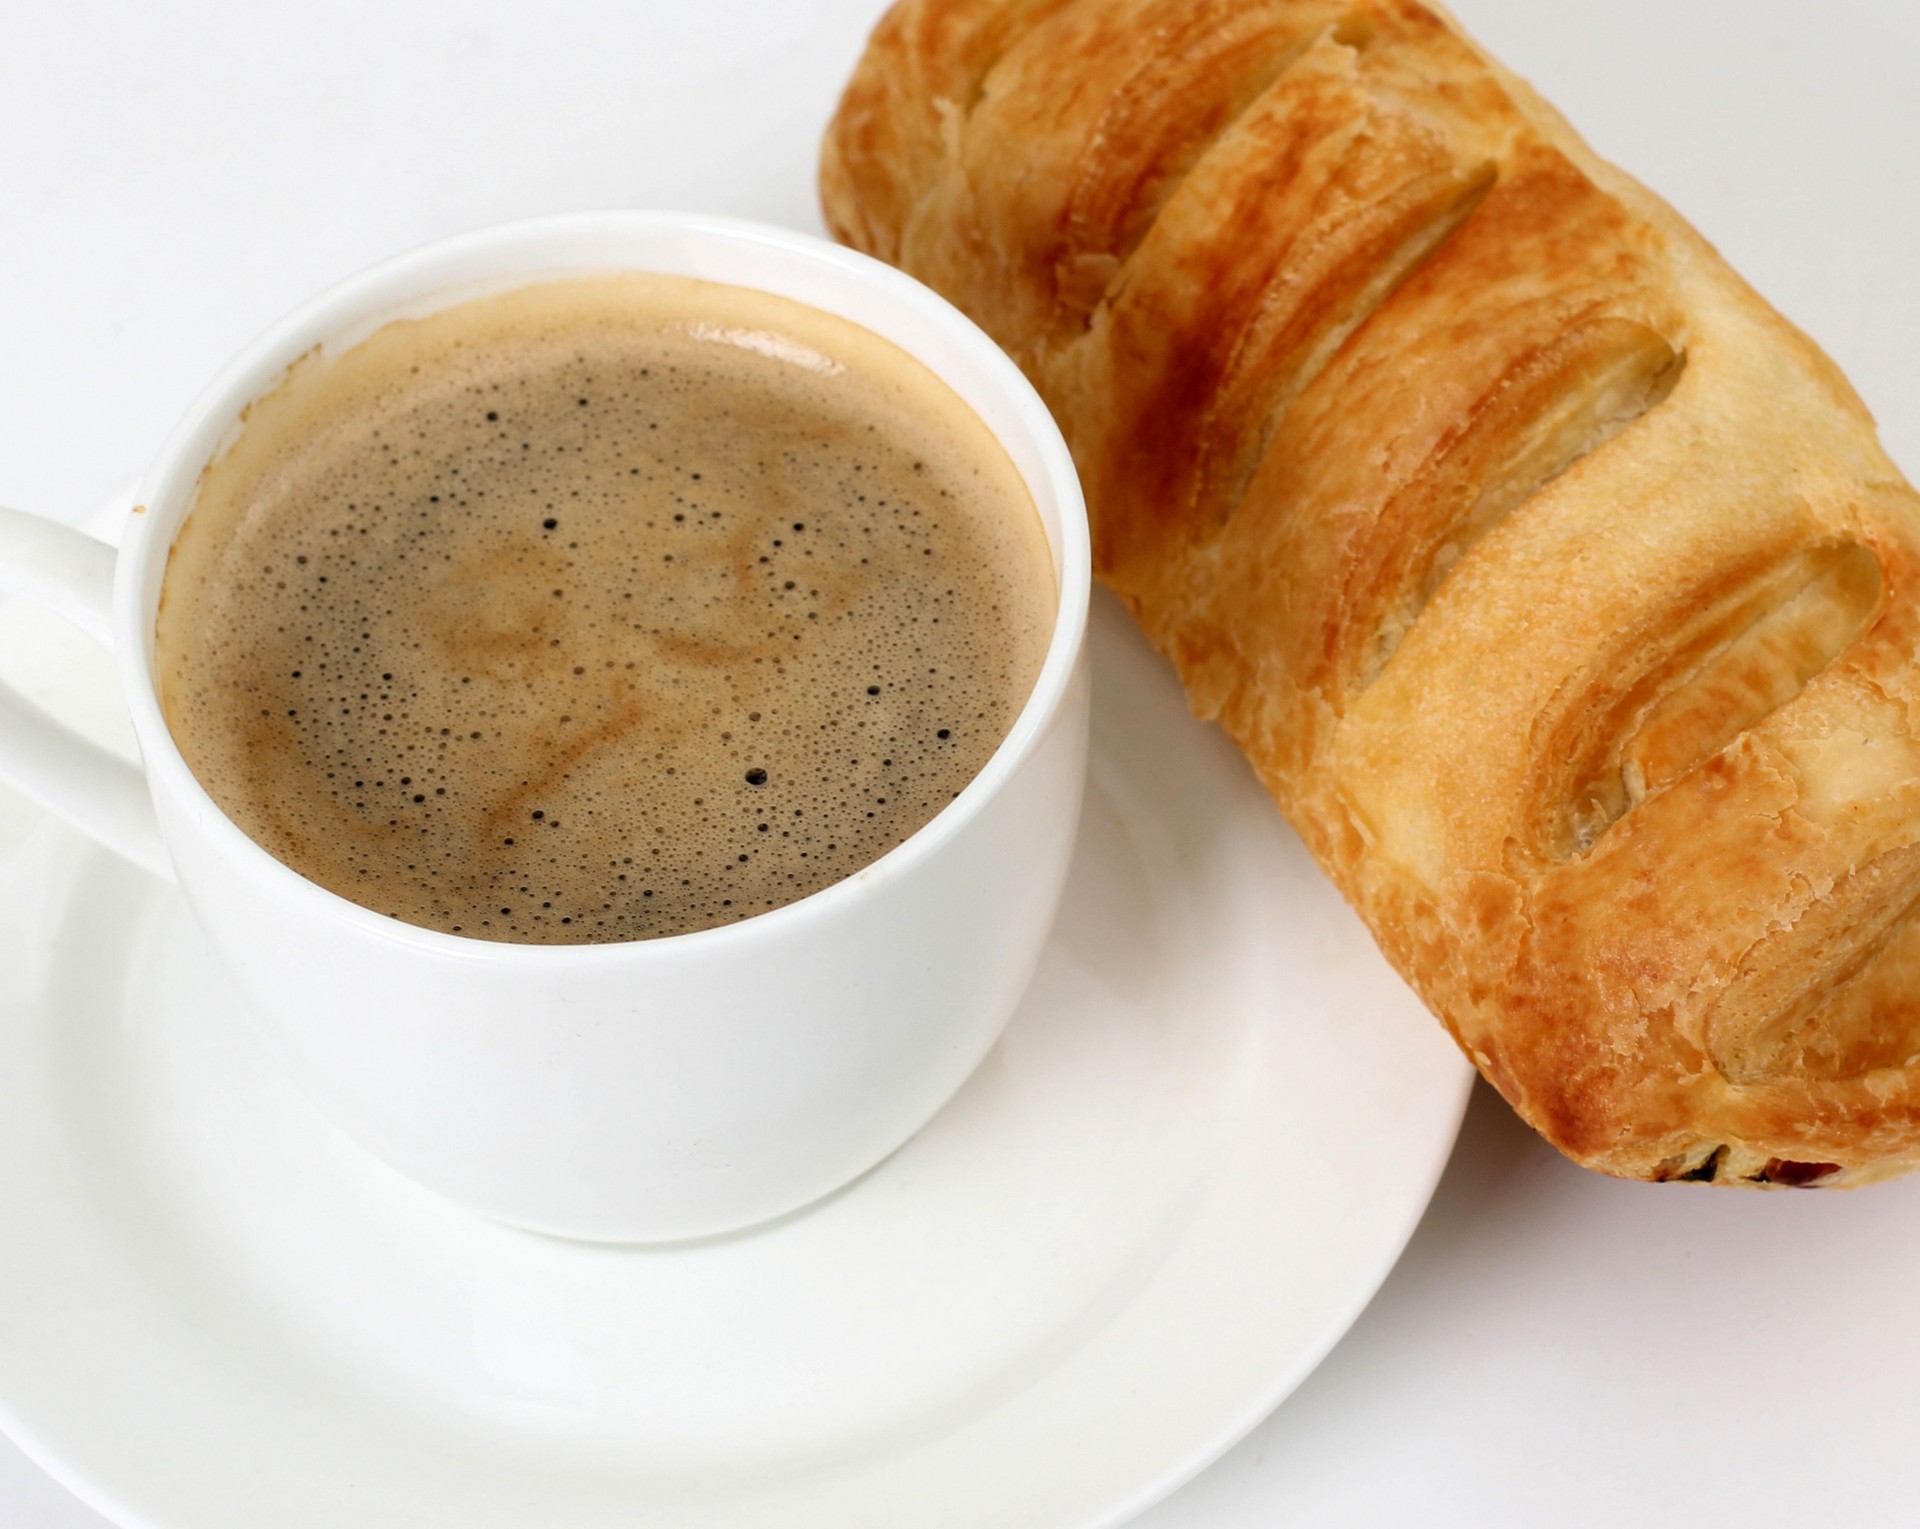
[{"xmin": 823, "ymin": 0, "xmax": 1920, "ymax": 1185}]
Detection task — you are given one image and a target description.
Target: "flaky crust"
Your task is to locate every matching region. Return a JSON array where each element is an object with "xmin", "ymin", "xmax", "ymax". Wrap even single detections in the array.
[{"xmin": 822, "ymin": 0, "xmax": 1920, "ymax": 1186}]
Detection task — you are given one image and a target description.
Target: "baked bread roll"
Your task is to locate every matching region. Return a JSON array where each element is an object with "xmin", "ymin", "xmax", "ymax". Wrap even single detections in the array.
[{"xmin": 822, "ymin": 0, "xmax": 1920, "ymax": 1186}]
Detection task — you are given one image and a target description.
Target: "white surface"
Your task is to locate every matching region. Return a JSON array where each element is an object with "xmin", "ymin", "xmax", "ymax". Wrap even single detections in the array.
[
  {"xmin": 0, "ymin": 586, "xmax": 1465, "ymax": 1527},
  {"xmin": 1, "ymin": 0, "xmax": 1917, "ymax": 1524}
]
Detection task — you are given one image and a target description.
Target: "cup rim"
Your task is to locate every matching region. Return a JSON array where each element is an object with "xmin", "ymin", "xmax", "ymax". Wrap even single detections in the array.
[{"xmin": 115, "ymin": 210, "xmax": 1090, "ymax": 964}]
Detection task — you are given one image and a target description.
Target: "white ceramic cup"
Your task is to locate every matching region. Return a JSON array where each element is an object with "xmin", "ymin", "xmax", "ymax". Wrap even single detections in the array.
[{"xmin": 0, "ymin": 212, "xmax": 1090, "ymax": 1242}]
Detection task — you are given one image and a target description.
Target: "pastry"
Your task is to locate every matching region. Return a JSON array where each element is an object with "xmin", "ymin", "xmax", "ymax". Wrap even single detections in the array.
[{"xmin": 822, "ymin": 0, "xmax": 1920, "ymax": 1185}]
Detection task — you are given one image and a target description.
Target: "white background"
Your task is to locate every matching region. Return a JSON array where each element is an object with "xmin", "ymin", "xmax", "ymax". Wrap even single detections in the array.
[{"xmin": 3, "ymin": 1, "xmax": 1919, "ymax": 1524}]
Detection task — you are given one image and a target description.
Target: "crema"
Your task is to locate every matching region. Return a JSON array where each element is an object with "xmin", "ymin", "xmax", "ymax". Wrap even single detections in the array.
[{"xmin": 156, "ymin": 273, "xmax": 1055, "ymax": 942}]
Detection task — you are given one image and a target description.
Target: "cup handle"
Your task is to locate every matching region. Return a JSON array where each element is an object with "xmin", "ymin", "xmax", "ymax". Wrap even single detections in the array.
[{"xmin": 0, "ymin": 505, "xmax": 171, "ymax": 879}]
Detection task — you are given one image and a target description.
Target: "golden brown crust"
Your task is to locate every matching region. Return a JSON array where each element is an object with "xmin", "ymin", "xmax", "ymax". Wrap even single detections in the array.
[{"xmin": 822, "ymin": 0, "xmax": 1920, "ymax": 1187}]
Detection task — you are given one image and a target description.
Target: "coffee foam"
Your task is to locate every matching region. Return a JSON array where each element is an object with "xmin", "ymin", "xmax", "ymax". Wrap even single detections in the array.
[{"xmin": 156, "ymin": 273, "xmax": 1055, "ymax": 942}]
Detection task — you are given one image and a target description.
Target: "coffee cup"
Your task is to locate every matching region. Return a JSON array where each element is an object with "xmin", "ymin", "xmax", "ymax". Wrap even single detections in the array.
[{"xmin": 0, "ymin": 212, "xmax": 1091, "ymax": 1242}]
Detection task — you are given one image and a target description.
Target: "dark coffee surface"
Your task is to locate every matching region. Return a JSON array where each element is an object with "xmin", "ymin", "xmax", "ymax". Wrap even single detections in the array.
[{"xmin": 156, "ymin": 273, "xmax": 1054, "ymax": 942}]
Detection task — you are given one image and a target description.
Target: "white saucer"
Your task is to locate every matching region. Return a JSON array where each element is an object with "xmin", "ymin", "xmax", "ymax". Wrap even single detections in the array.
[{"xmin": 0, "ymin": 527, "xmax": 1469, "ymax": 1528}]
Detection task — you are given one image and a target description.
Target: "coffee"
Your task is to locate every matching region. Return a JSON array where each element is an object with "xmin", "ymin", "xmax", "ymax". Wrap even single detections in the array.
[{"xmin": 155, "ymin": 273, "xmax": 1055, "ymax": 943}]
